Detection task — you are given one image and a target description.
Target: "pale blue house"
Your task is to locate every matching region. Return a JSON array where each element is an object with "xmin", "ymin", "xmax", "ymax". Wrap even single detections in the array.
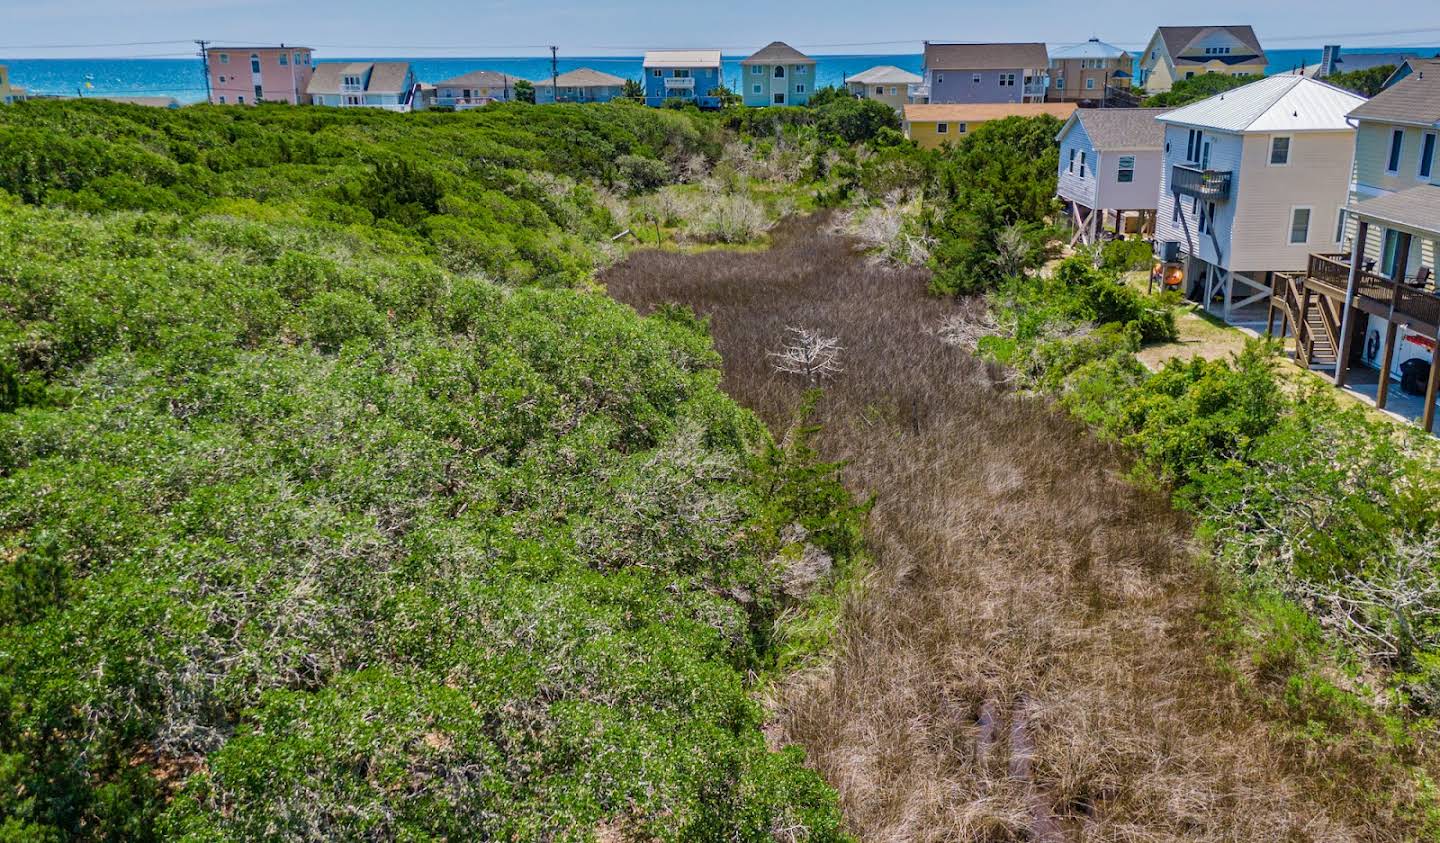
[
  {"xmin": 306, "ymin": 62, "xmax": 423, "ymax": 111},
  {"xmin": 533, "ymin": 68, "xmax": 629, "ymax": 104},
  {"xmin": 740, "ymin": 42, "xmax": 816, "ymax": 106},
  {"xmin": 643, "ymin": 50, "xmax": 724, "ymax": 108}
]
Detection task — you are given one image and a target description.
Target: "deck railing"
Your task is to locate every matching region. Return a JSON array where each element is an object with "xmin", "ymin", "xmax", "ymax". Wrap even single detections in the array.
[
  {"xmin": 1396, "ymin": 284, "xmax": 1440, "ymax": 327},
  {"xmin": 1304, "ymin": 251, "xmax": 1440, "ymax": 330},
  {"xmin": 1171, "ymin": 165, "xmax": 1233, "ymax": 201}
]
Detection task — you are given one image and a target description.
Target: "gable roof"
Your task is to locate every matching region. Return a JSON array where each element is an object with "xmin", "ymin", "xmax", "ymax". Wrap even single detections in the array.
[
  {"xmin": 434, "ymin": 70, "xmax": 515, "ymax": 88},
  {"xmin": 307, "ymin": 62, "xmax": 413, "ymax": 95},
  {"xmin": 741, "ymin": 41, "xmax": 813, "ymax": 65},
  {"xmin": 643, "ymin": 50, "xmax": 722, "ymax": 69},
  {"xmin": 904, "ymin": 102, "xmax": 1076, "ymax": 124},
  {"xmin": 1348, "ymin": 185, "xmax": 1440, "ymax": 235},
  {"xmin": 533, "ymin": 68, "xmax": 628, "ymax": 88},
  {"xmin": 1349, "ymin": 60, "xmax": 1440, "ymax": 126},
  {"xmin": 1156, "ymin": 25, "xmax": 1266, "ymax": 63},
  {"xmin": 1060, "ymin": 107, "xmax": 1169, "ymax": 150},
  {"xmin": 847, "ymin": 65, "xmax": 923, "ymax": 85},
  {"xmin": 923, "ymin": 42, "xmax": 1049, "ymax": 71},
  {"xmin": 1156, "ymin": 75, "xmax": 1364, "ymax": 133},
  {"xmin": 1049, "ymin": 38, "xmax": 1130, "ymax": 61}
]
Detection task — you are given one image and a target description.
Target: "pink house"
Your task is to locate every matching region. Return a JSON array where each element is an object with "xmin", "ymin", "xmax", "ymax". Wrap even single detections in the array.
[{"xmin": 206, "ymin": 46, "xmax": 314, "ymax": 105}]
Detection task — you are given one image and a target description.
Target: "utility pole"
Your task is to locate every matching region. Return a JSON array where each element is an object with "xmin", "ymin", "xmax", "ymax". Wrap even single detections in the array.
[
  {"xmin": 504, "ymin": 73, "xmax": 510, "ymax": 101},
  {"xmin": 550, "ymin": 46, "xmax": 559, "ymax": 102},
  {"xmin": 196, "ymin": 39, "xmax": 212, "ymax": 103}
]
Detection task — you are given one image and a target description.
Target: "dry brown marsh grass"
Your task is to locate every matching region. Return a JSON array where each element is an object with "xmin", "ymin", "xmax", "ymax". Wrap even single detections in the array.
[{"xmin": 602, "ymin": 214, "xmax": 1403, "ymax": 842}]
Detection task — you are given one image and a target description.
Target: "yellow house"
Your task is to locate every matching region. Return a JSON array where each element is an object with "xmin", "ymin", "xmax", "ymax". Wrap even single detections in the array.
[
  {"xmin": 1138, "ymin": 26, "xmax": 1268, "ymax": 95},
  {"xmin": 903, "ymin": 102, "xmax": 1076, "ymax": 149},
  {"xmin": 845, "ymin": 65, "xmax": 923, "ymax": 111},
  {"xmin": 1, "ymin": 65, "xmax": 26, "ymax": 105}
]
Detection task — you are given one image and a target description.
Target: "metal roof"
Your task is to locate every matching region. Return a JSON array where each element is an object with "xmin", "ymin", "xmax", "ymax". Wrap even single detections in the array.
[
  {"xmin": 1049, "ymin": 39, "xmax": 1129, "ymax": 61},
  {"xmin": 846, "ymin": 65, "xmax": 923, "ymax": 85},
  {"xmin": 1156, "ymin": 75, "xmax": 1365, "ymax": 133},
  {"xmin": 643, "ymin": 50, "xmax": 722, "ymax": 68},
  {"xmin": 741, "ymin": 41, "xmax": 813, "ymax": 65}
]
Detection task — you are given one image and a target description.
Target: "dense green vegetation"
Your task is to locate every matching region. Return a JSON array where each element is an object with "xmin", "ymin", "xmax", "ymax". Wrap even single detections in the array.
[
  {"xmin": 1326, "ymin": 64, "xmax": 1399, "ymax": 97},
  {"xmin": 1142, "ymin": 72, "xmax": 1262, "ymax": 107},
  {"xmin": 0, "ymin": 100, "xmax": 862, "ymax": 839}
]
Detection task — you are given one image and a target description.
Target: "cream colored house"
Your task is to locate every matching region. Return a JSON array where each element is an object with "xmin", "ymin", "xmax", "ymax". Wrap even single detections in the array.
[
  {"xmin": 1155, "ymin": 75, "xmax": 1364, "ymax": 326},
  {"xmin": 846, "ymin": 66, "xmax": 923, "ymax": 111},
  {"xmin": 1, "ymin": 65, "xmax": 26, "ymax": 105},
  {"xmin": 1138, "ymin": 25, "xmax": 1268, "ymax": 95}
]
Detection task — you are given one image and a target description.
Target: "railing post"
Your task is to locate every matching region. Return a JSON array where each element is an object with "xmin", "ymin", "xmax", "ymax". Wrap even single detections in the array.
[{"xmin": 1335, "ymin": 220, "xmax": 1369, "ymax": 387}]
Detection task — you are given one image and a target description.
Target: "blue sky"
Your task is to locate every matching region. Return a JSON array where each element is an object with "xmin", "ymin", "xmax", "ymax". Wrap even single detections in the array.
[{"xmin": 1, "ymin": 0, "xmax": 1437, "ymax": 57}]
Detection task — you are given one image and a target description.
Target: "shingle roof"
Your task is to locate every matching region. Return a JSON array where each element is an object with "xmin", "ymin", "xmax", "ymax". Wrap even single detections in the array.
[
  {"xmin": 307, "ymin": 61, "xmax": 413, "ymax": 95},
  {"xmin": 1063, "ymin": 107, "xmax": 1170, "ymax": 150},
  {"xmin": 1348, "ymin": 185, "xmax": 1440, "ymax": 236},
  {"xmin": 532, "ymin": 67, "xmax": 628, "ymax": 88},
  {"xmin": 1349, "ymin": 60, "xmax": 1440, "ymax": 126},
  {"xmin": 1157, "ymin": 25, "xmax": 1266, "ymax": 62},
  {"xmin": 846, "ymin": 65, "xmax": 923, "ymax": 85},
  {"xmin": 434, "ymin": 70, "xmax": 515, "ymax": 88},
  {"xmin": 741, "ymin": 41, "xmax": 813, "ymax": 65},
  {"xmin": 904, "ymin": 102, "xmax": 1077, "ymax": 123},
  {"xmin": 1049, "ymin": 39, "xmax": 1130, "ymax": 61},
  {"xmin": 1156, "ymin": 75, "xmax": 1364, "ymax": 133},
  {"xmin": 923, "ymin": 42, "xmax": 1049, "ymax": 71},
  {"xmin": 643, "ymin": 50, "xmax": 722, "ymax": 68}
]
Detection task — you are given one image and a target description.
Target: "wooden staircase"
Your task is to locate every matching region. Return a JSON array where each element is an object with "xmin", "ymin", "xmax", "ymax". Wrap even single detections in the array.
[
  {"xmin": 1304, "ymin": 306, "xmax": 1337, "ymax": 366},
  {"xmin": 1269, "ymin": 272, "xmax": 1339, "ymax": 369}
]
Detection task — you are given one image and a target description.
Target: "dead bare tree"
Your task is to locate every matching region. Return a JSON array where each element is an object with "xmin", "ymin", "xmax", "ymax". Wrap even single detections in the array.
[
  {"xmin": 990, "ymin": 224, "xmax": 1034, "ymax": 279},
  {"xmin": 770, "ymin": 327, "xmax": 843, "ymax": 385}
]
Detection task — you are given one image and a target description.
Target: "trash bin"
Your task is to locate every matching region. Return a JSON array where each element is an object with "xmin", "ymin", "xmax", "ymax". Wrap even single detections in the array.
[{"xmin": 1399, "ymin": 358, "xmax": 1431, "ymax": 396}]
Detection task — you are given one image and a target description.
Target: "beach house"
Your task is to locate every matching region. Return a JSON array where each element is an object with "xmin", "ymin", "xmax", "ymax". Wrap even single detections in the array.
[
  {"xmin": 643, "ymin": 50, "xmax": 724, "ymax": 108},
  {"xmin": 1055, "ymin": 108, "xmax": 1169, "ymax": 245},
  {"xmin": 1138, "ymin": 26, "xmax": 1268, "ymax": 95},
  {"xmin": 533, "ymin": 68, "xmax": 629, "ymax": 104},
  {"xmin": 307, "ymin": 62, "xmax": 424, "ymax": 111},
  {"xmin": 740, "ymin": 42, "xmax": 815, "ymax": 106},
  {"xmin": 1268, "ymin": 63, "xmax": 1440, "ymax": 431},
  {"xmin": 0, "ymin": 66, "xmax": 25, "ymax": 105},
  {"xmin": 1153, "ymin": 75, "xmax": 1363, "ymax": 329},
  {"xmin": 1047, "ymin": 38, "xmax": 1135, "ymax": 106},
  {"xmin": 434, "ymin": 70, "xmax": 518, "ymax": 108},
  {"xmin": 902, "ymin": 102, "xmax": 1075, "ymax": 149},
  {"xmin": 846, "ymin": 66, "xmax": 923, "ymax": 111},
  {"xmin": 206, "ymin": 46, "xmax": 314, "ymax": 105},
  {"xmin": 919, "ymin": 42, "xmax": 1049, "ymax": 104}
]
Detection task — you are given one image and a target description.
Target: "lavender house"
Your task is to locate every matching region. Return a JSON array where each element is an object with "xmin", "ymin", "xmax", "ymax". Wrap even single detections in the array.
[{"xmin": 920, "ymin": 42, "xmax": 1049, "ymax": 104}]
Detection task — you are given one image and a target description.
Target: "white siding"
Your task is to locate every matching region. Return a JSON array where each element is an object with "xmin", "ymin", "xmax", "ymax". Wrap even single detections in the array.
[{"xmin": 1056, "ymin": 121, "xmax": 1098, "ymax": 208}]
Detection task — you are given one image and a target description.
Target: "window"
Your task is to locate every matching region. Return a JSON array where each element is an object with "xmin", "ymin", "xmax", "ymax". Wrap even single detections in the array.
[
  {"xmin": 1185, "ymin": 129, "xmax": 1201, "ymax": 163},
  {"xmin": 1335, "ymin": 208, "xmax": 1347, "ymax": 244},
  {"xmin": 1420, "ymin": 132, "xmax": 1436, "ymax": 179},
  {"xmin": 295, "ymin": 52, "xmax": 304, "ymax": 66},
  {"xmin": 237, "ymin": 95, "xmax": 245, "ymax": 104},
  {"xmin": 652, "ymin": 69, "xmax": 662, "ymax": 77},
  {"xmin": 936, "ymin": 122, "xmax": 948, "ymax": 134},
  {"xmin": 218, "ymin": 75, "xmax": 225, "ymax": 83},
  {"xmin": 250, "ymin": 54, "xmax": 260, "ymax": 73},
  {"xmin": 674, "ymin": 69, "xmax": 690, "ymax": 78},
  {"xmin": 972, "ymin": 73, "xmax": 981, "ymax": 84},
  {"xmin": 1085, "ymin": 78, "xmax": 1095, "ymax": 90},
  {"xmin": 795, "ymin": 84, "xmax": 805, "ymax": 93},
  {"xmin": 795, "ymin": 65, "xmax": 807, "ymax": 74},
  {"xmin": 753, "ymin": 83, "xmax": 762, "ymax": 94},
  {"xmin": 1387, "ymin": 129, "xmax": 1404, "ymax": 174},
  {"xmin": 1185, "ymin": 71, "xmax": 1196, "ymax": 80},
  {"xmin": 279, "ymin": 53, "xmax": 288, "ymax": 66},
  {"xmin": 1056, "ymin": 75, "xmax": 1065, "ymax": 89},
  {"xmin": 1203, "ymin": 46, "xmax": 1232, "ymax": 55},
  {"xmin": 752, "ymin": 66, "xmax": 763, "ymax": 75},
  {"xmin": 875, "ymin": 86, "xmax": 885, "ymax": 96},
  {"xmin": 774, "ymin": 65, "xmax": 785, "ymax": 78},
  {"xmin": 1117, "ymin": 155, "xmax": 1135, "ymax": 183},
  {"xmin": 1068, "ymin": 148, "xmax": 1076, "ymax": 173},
  {"xmin": 1269, "ymin": 136, "xmax": 1291, "ymax": 166},
  {"xmin": 999, "ymin": 73, "xmax": 1016, "ymax": 87},
  {"xmin": 1381, "ymin": 229, "xmax": 1401, "ymax": 276},
  {"xmin": 956, "ymin": 123, "xmax": 967, "ymax": 134},
  {"xmin": 254, "ymin": 84, "xmax": 263, "ymax": 102},
  {"xmin": 1079, "ymin": 151, "xmax": 1087, "ymax": 177},
  {"xmin": 888, "ymin": 86, "xmax": 897, "ymax": 95},
  {"xmin": 1289, "ymin": 207, "xmax": 1312, "ymax": 244},
  {"xmin": 218, "ymin": 95, "xmax": 226, "ymax": 103},
  {"xmin": 218, "ymin": 53, "xmax": 229, "ymax": 64}
]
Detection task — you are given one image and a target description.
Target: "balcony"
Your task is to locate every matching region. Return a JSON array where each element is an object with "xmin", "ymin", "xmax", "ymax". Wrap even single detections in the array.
[
  {"xmin": 1171, "ymin": 165, "xmax": 1233, "ymax": 200},
  {"xmin": 1302, "ymin": 251, "xmax": 1440, "ymax": 329},
  {"xmin": 663, "ymin": 77, "xmax": 695, "ymax": 89}
]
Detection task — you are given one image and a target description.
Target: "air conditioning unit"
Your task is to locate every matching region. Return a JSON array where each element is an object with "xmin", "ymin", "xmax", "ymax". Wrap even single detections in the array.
[{"xmin": 1154, "ymin": 240, "xmax": 1181, "ymax": 263}]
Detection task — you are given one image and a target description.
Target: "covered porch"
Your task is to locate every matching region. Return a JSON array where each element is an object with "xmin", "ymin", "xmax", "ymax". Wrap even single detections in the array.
[{"xmin": 1268, "ymin": 201, "xmax": 1440, "ymax": 434}]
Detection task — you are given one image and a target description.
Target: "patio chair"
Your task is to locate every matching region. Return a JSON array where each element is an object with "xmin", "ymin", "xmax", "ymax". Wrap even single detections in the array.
[{"xmin": 1413, "ymin": 266, "xmax": 1432, "ymax": 290}]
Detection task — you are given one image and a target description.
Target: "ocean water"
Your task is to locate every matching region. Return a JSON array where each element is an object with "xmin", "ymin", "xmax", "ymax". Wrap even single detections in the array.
[{"xmin": 2, "ymin": 47, "xmax": 1434, "ymax": 104}]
